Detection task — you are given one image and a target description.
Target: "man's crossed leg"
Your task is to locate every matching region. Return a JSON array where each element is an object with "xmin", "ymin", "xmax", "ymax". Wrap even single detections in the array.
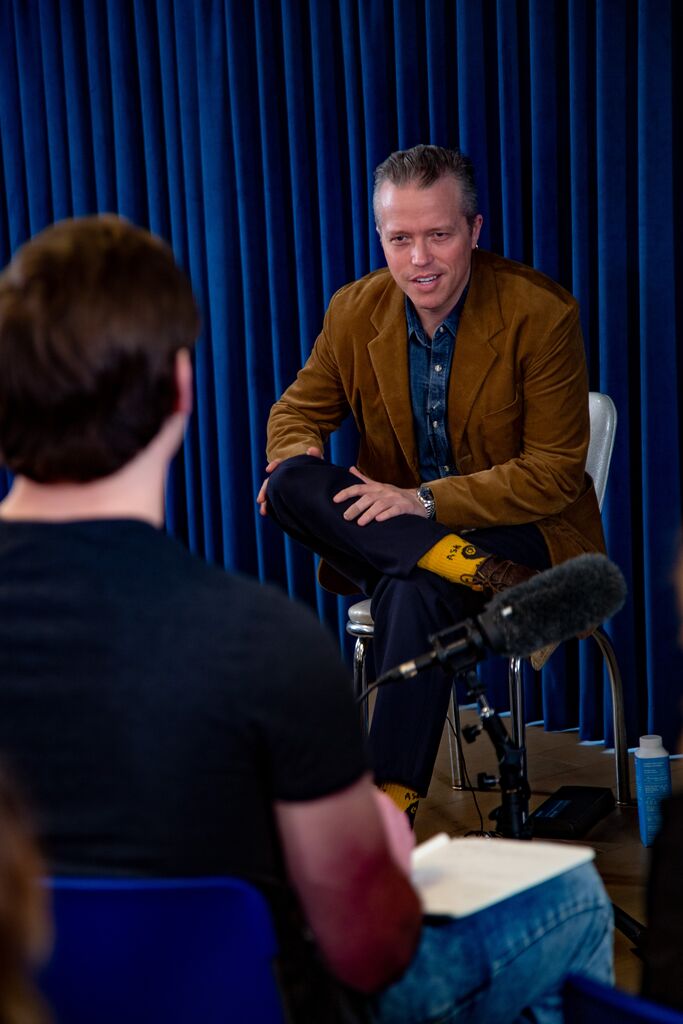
[{"xmin": 266, "ymin": 455, "xmax": 551, "ymax": 810}]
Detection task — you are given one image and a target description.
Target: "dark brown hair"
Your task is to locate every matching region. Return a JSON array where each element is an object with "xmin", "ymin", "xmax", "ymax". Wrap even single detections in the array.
[
  {"xmin": 0, "ymin": 768, "xmax": 50, "ymax": 1024},
  {"xmin": 373, "ymin": 144, "xmax": 479, "ymax": 228},
  {"xmin": 0, "ymin": 215, "xmax": 200, "ymax": 483}
]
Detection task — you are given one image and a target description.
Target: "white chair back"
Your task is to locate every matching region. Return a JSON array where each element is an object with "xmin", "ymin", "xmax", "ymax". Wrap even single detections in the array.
[{"xmin": 587, "ymin": 392, "xmax": 617, "ymax": 510}]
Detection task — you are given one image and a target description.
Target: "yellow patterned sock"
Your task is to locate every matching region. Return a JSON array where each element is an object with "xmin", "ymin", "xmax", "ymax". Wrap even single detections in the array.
[
  {"xmin": 417, "ymin": 534, "xmax": 489, "ymax": 588},
  {"xmin": 379, "ymin": 782, "xmax": 420, "ymax": 826}
]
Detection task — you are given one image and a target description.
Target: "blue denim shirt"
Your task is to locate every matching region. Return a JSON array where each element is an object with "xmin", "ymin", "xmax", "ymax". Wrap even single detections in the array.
[{"xmin": 407, "ymin": 286, "xmax": 469, "ymax": 482}]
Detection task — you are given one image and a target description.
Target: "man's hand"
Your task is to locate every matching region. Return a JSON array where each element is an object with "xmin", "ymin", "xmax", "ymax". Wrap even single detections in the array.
[
  {"xmin": 333, "ymin": 466, "xmax": 426, "ymax": 526},
  {"xmin": 256, "ymin": 447, "xmax": 323, "ymax": 516}
]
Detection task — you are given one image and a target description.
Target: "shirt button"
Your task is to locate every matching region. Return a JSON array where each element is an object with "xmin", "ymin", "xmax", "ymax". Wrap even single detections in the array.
[
  {"xmin": 438, "ymin": 327, "xmax": 444, "ymax": 334},
  {"xmin": 435, "ymin": 364, "xmax": 443, "ymax": 373},
  {"xmin": 432, "ymin": 420, "xmax": 439, "ymax": 428},
  {"xmin": 443, "ymin": 465, "xmax": 449, "ymax": 472}
]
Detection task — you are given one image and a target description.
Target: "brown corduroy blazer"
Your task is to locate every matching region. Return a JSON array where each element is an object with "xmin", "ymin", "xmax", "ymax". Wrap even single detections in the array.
[{"xmin": 267, "ymin": 249, "xmax": 605, "ymax": 593}]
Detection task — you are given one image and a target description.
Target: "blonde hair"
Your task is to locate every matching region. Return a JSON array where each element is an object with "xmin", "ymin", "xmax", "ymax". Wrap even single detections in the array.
[{"xmin": 373, "ymin": 144, "xmax": 479, "ymax": 229}]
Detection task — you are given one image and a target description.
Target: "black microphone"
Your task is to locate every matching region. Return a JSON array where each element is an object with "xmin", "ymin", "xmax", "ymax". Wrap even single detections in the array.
[{"xmin": 383, "ymin": 553, "xmax": 626, "ymax": 682}]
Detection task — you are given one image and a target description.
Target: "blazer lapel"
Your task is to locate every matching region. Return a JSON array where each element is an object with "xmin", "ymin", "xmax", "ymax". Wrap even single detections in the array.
[
  {"xmin": 364, "ymin": 254, "xmax": 505, "ymax": 474},
  {"xmin": 448, "ymin": 252, "xmax": 504, "ymax": 451},
  {"xmin": 367, "ymin": 281, "xmax": 419, "ymax": 475}
]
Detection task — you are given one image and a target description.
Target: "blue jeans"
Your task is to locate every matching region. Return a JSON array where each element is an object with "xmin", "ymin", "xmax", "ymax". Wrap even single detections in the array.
[{"xmin": 371, "ymin": 863, "xmax": 613, "ymax": 1024}]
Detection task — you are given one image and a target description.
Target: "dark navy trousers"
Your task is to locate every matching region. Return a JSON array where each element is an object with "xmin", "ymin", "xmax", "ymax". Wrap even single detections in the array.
[{"xmin": 266, "ymin": 455, "xmax": 551, "ymax": 795}]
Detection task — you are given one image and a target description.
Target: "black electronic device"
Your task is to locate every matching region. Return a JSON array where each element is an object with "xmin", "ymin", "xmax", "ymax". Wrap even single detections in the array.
[{"xmin": 528, "ymin": 785, "xmax": 616, "ymax": 839}]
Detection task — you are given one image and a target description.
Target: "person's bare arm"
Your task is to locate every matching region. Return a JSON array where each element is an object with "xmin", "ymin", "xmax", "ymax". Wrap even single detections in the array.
[{"xmin": 275, "ymin": 774, "xmax": 422, "ymax": 993}]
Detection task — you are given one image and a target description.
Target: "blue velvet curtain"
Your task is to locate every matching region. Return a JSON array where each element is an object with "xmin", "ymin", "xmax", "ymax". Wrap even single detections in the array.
[{"xmin": 0, "ymin": 0, "xmax": 681, "ymax": 748}]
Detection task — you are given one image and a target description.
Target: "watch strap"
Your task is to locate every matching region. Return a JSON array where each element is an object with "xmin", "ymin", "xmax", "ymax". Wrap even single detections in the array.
[{"xmin": 416, "ymin": 485, "xmax": 436, "ymax": 519}]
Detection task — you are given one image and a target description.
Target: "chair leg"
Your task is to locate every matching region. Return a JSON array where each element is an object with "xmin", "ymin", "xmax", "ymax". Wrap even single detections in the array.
[
  {"xmin": 352, "ymin": 636, "xmax": 370, "ymax": 735},
  {"xmin": 446, "ymin": 682, "xmax": 465, "ymax": 789},
  {"xmin": 508, "ymin": 635, "xmax": 632, "ymax": 808},
  {"xmin": 591, "ymin": 628, "xmax": 632, "ymax": 806}
]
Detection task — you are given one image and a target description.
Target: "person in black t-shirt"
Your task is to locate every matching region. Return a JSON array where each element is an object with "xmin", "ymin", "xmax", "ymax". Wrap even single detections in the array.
[
  {"xmin": 0, "ymin": 216, "xmax": 419, "ymax": 998},
  {"xmin": 0, "ymin": 216, "xmax": 613, "ymax": 1022}
]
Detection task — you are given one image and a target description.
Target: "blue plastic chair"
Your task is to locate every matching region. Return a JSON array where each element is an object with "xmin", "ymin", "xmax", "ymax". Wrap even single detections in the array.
[
  {"xmin": 564, "ymin": 974, "xmax": 683, "ymax": 1023},
  {"xmin": 38, "ymin": 876, "xmax": 286, "ymax": 1024}
]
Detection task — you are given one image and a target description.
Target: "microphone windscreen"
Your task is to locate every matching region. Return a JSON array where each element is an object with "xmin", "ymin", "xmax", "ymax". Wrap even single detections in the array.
[{"xmin": 479, "ymin": 553, "xmax": 627, "ymax": 657}]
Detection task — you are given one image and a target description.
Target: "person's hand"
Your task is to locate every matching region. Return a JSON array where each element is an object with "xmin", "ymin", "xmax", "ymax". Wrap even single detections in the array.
[
  {"xmin": 333, "ymin": 466, "xmax": 426, "ymax": 525},
  {"xmin": 256, "ymin": 447, "xmax": 323, "ymax": 516}
]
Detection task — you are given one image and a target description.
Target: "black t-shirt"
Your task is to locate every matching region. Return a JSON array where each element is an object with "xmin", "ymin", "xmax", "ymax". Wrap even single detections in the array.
[{"xmin": 0, "ymin": 519, "xmax": 367, "ymax": 887}]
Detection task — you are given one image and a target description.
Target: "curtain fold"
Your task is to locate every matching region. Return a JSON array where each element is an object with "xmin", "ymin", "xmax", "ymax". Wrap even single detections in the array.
[
  {"xmin": 0, "ymin": 0, "xmax": 680, "ymax": 747},
  {"xmin": 636, "ymin": 0, "xmax": 680, "ymax": 729}
]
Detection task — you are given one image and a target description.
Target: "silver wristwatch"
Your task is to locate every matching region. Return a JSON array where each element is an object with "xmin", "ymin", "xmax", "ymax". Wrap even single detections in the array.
[{"xmin": 416, "ymin": 485, "xmax": 436, "ymax": 519}]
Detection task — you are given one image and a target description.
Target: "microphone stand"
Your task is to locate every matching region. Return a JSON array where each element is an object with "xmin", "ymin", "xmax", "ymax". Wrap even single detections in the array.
[
  {"xmin": 426, "ymin": 629, "xmax": 531, "ymax": 838},
  {"xmin": 358, "ymin": 623, "xmax": 532, "ymax": 838},
  {"xmin": 459, "ymin": 670, "xmax": 532, "ymax": 840}
]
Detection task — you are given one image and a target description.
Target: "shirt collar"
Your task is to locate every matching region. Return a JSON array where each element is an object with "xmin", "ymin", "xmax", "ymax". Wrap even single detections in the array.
[{"xmin": 405, "ymin": 281, "xmax": 470, "ymax": 347}]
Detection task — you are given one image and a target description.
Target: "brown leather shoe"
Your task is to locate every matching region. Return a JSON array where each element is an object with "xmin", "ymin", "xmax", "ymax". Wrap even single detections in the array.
[
  {"xmin": 470, "ymin": 554, "xmax": 539, "ymax": 595},
  {"xmin": 530, "ymin": 626, "xmax": 597, "ymax": 672}
]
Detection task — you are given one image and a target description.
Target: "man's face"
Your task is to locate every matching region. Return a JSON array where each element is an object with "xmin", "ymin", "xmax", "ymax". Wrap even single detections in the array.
[{"xmin": 376, "ymin": 176, "xmax": 483, "ymax": 331}]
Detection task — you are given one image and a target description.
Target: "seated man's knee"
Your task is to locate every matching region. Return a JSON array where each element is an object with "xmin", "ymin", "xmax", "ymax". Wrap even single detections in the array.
[{"xmin": 267, "ymin": 455, "xmax": 317, "ymax": 510}]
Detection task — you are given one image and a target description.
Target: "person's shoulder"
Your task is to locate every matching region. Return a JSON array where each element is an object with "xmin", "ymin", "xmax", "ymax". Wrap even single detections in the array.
[
  {"xmin": 133, "ymin": 526, "xmax": 263, "ymax": 607},
  {"xmin": 327, "ymin": 267, "xmax": 396, "ymax": 315},
  {"xmin": 477, "ymin": 249, "xmax": 579, "ymax": 315},
  {"xmin": 166, "ymin": 538, "xmax": 335, "ymax": 646},
  {"xmin": 159, "ymin": 536, "xmax": 300, "ymax": 618}
]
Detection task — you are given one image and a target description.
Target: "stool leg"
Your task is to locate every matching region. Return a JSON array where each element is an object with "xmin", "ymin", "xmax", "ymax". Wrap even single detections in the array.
[
  {"xmin": 353, "ymin": 636, "xmax": 370, "ymax": 735},
  {"xmin": 591, "ymin": 628, "xmax": 632, "ymax": 806},
  {"xmin": 508, "ymin": 657, "xmax": 527, "ymax": 781},
  {"xmin": 446, "ymin": 682, "xmax": 465, "ymax": 789}
]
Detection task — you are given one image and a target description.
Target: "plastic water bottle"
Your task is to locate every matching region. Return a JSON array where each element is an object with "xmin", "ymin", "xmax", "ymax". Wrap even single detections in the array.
[{"xmin": 634, "ymin": 735, "xmax": 672, "ymax": 846}]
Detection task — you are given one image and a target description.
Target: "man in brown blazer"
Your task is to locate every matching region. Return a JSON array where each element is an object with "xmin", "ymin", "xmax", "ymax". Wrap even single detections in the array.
[{"xmin": 259, "ymin": 145, "xmax": 604, "ymax": 819}]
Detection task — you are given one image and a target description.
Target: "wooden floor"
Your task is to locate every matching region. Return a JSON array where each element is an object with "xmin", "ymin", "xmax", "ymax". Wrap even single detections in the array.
[{"xmin": 414, "ymin": 708, "xmax": 683, "ymax": 994}]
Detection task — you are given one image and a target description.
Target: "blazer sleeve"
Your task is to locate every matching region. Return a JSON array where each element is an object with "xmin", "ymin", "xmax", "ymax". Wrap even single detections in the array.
[
  {"xmin": 428, "ymin": 303, "xmax": 590, "ymax": 530},
  {"xmin": 266, "ymin": 305, "xmax": 351, "ymax": 462}
]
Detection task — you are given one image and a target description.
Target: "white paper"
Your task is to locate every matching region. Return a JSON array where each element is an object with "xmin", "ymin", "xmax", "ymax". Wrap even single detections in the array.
[{"xmin": 411, "ymin": 834, "xmax": 594, "ymax": 918}]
